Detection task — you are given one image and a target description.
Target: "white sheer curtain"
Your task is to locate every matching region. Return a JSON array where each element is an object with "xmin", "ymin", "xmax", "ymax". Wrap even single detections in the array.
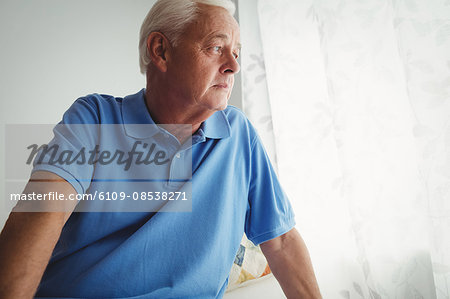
[{"xmin": 239, "ymin": 0, "xmax": 450, "ymax": 298}]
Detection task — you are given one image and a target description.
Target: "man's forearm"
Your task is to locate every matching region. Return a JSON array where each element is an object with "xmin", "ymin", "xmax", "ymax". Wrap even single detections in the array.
[
  {"xmin": 261, "ymin": 228, "xmax": 321, "ymax": 299},
  {"xmin": 0, "ymin": 211, "xmax": 66, "ymax": 298},
  {"xmin": 0, "ymin": 171, "xmax": 75, "ymax": 298}
]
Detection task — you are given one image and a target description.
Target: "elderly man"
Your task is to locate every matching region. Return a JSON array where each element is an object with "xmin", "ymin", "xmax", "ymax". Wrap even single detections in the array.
[{"xmin": 0, "ymin": 0, "xmax": 321, "ymax": 298}]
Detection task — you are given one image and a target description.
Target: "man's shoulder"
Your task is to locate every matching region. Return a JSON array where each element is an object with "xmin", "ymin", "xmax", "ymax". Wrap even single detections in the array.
[
  {"xmin": 62, "ymin": 93, "xmax": 125, "ymax": 124},
  {"xmin": 75, "ymin": 93, "xmax": 123, "ymax": 110}
]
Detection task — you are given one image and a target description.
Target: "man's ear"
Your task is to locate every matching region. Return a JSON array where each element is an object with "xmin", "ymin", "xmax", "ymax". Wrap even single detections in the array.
[{"xmin": 147, "ymin": 32, "xmax": 171, "ymax": 72}]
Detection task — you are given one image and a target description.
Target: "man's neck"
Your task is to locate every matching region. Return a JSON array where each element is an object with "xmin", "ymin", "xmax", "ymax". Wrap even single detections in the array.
[{"xmin": 144, "ymin": 88, "xmax": 212, "ymax": 144}]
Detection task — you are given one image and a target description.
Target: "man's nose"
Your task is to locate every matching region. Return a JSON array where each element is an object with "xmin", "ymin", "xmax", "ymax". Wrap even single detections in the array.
[{"xmin": 220, "ymin": 52, "xmax": 240, "ymax": 75}]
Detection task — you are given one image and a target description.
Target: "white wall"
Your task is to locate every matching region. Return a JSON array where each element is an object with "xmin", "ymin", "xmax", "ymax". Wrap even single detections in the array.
[{"xmin": 0, "ymin": 0, "xmax": 242, "ymax": 228}]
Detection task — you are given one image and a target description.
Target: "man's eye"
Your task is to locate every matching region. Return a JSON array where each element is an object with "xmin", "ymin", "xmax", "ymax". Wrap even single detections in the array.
[{"xmin": 211, "ymin": 46, "xmax": 222, "ymax": 52}]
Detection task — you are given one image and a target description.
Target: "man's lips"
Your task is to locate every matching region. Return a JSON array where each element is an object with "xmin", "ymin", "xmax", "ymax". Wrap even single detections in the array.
[{"xmin": 213, "ymin": 83, "xmax": 229, "ymax": 89}]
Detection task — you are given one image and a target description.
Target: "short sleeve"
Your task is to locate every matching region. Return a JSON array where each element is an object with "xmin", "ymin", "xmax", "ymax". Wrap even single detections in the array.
[
  {"xmin": 31, "ymin": 98, "xmax": 99, "ymax": 194},
  {"xmin": 244, "ymin": 134, "xmax": 296, "ymax": 246}
]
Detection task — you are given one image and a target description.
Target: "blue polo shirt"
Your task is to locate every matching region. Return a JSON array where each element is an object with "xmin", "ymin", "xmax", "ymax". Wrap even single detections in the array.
[{"xmin": 33, "ymin": 89, "xmax": 295, "ymax": 298}]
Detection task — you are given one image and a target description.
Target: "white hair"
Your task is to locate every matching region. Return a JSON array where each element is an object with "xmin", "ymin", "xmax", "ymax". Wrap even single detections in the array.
[{"xmin": 138, "ymin": 0, "xmax": 236, "ymax": 74}]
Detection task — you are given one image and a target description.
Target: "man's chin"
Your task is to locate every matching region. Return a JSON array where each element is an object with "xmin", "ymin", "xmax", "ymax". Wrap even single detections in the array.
[
  {"xmin": 217, "ymin": 101, "xmax": 229, "ymax": 110},
  {"xmin": 207, "ymin": 96, "xmax": 229, "ymax": 111},
  {"xmin": 215, "ymin": 98, "xmax": 229, "ymax": 111},
  {"xmin": 200, "ymin": 95, "xmax": 229, "ymax": 113}
]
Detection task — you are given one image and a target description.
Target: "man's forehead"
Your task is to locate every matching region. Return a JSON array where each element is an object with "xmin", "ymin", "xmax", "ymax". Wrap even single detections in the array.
[{"xmin": 193, "ymin": 5, "xmax": 239, "ymax": 30}]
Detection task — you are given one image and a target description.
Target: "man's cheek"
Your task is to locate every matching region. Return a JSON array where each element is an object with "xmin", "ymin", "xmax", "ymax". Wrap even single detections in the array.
[{"xmin": 227, "ymin": 81, "xmax": 234, "ymax": 99}]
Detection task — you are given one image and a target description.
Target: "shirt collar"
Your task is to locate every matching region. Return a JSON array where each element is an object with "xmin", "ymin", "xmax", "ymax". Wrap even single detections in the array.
[
  {"xmin": 122, "ymin": 89, "xmax": 231, "ymax": 140},
  {"xmin": 197, "ymin": 109, "xmax": 231, "ymax": 139}
]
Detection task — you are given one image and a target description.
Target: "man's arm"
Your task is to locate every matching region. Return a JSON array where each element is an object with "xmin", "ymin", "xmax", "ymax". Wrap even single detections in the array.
[
  {"xmin": 260, "ymin": 228, "xmax": 322, "ymax": 299},
  {"xmin": 0, "ymin": 171, "xmax": 76, "ymax": 299}
]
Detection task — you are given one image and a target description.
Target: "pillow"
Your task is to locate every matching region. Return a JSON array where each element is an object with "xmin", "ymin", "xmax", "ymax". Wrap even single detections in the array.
[{"xmin": 226, "ymin": 234, "xmax": 272, "ymax": 292}]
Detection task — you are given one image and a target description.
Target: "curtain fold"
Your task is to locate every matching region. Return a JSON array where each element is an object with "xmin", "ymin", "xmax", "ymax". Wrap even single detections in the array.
[{"xmin": 239, "ymin": 0, "xmax": 450, "ymax": 298}]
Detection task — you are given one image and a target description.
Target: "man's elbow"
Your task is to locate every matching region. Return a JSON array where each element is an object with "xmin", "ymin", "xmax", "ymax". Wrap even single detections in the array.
[{"xmin": 260, "ymin": 228, "xmax": 301, "ymax": 256}]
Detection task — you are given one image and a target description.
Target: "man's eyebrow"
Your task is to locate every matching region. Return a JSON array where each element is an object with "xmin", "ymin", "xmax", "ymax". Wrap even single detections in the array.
[{"xmin": 206, "ymin": 33, "xmax": 242, "ymax": 50}]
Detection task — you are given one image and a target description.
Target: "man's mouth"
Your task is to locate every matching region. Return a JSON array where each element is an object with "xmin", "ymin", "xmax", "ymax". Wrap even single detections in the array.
[{"xmin": 213, "ymin": 83, "xmax": 229, "ymax": 89}]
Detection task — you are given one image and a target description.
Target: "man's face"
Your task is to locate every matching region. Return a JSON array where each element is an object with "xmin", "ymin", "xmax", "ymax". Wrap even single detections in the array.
[{"xmin": 165, "ymin": 4, "xmax": 241, "ymax": 114}]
